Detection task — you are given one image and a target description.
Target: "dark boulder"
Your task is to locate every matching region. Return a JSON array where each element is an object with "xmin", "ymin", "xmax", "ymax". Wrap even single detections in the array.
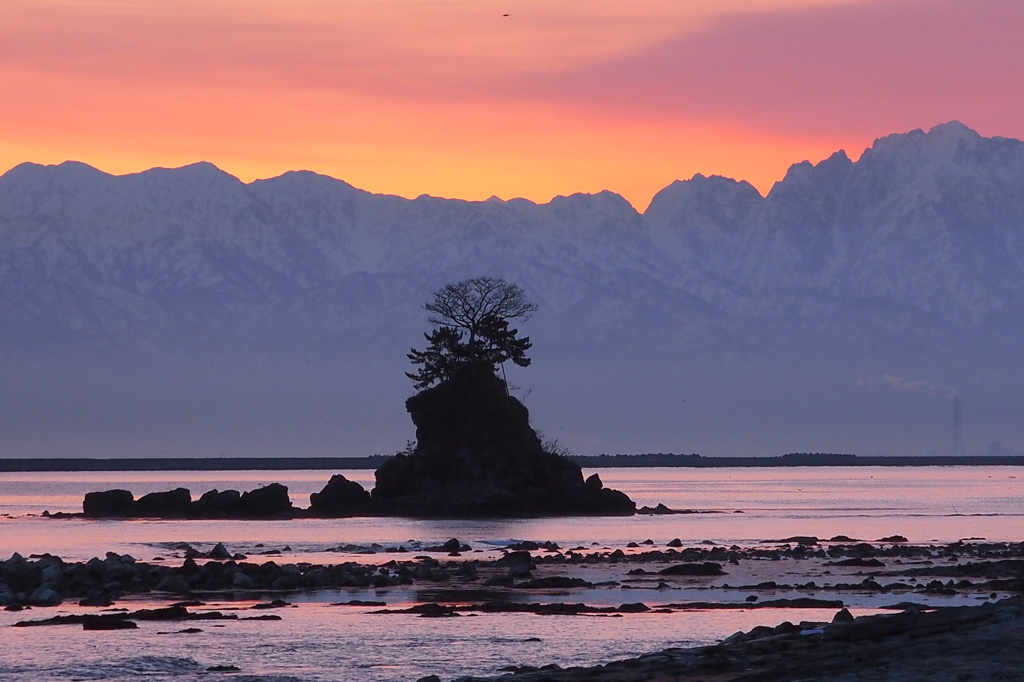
[
  {"xmin": 28, "ymin": 586, "xmax": 63, "ymax": 606},
  {"xmin": 79, "ymin": 592, "xmax": 114, "ymax": 607},
  {"xmin": 83, "ymin": 490, "xmax": 135, "ymax": 517},
  {"xmin": 193, "ymin": 489, "xmax": 242, "ymax": 517},
  {"xmin": 237, "ymin": 484, "xmax": 293, "ymax": 518},
  {"xmin": 658, "ymin": 562, "xmax": 727, "ymax": 576},
  {"xmin": 425, "ymin": 538, "xmax": 470, "ymax": 552},
  {"xmin": 135, "ymin": 489, "xmax": 192, "ymax": 518},
  {"xmin": 833, "ymin": 607, "xmax": 855, "ymax": 623},
  {"xmin": 831, "ymin": 557, "xmax": 885, "ymax": 568},
  {"xmin": 207, "ymin": 543, "xmax": 232, "ymax": 560},
  {"xmin": 81, "ymin": 483, "xmax": 294, "ymax": 519},
  {"xmin": 309, "ymin": 475, "xmax": 371, "ymax": 516},
  {"xmin": 83, "ymin": 617, "xmax": 137, "ymax": 630},
  {"xmin": 513, "ymin": 576, "xmax": 592, "ymax": 589},
  {"xmin": 371, "ymin": 361, "xmax": 635, "ymax": 517}
]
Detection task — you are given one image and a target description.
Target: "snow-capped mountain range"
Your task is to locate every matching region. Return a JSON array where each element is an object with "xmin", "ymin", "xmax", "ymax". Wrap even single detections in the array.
[{"xmin": 2, "ymin": 122, "xmax": 1022, "ymax": 458}]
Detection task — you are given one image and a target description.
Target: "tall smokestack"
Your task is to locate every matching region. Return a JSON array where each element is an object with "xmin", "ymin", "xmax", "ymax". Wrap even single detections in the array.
[{"xmin": 952, "ymin": 396, "xmax": 965, "ymax": 457}]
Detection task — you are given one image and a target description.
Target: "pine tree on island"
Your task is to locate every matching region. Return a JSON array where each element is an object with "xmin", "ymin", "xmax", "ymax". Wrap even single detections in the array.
[{"xmin": 406, "ymin": 277, "xmax": 536, "ymax": 390}]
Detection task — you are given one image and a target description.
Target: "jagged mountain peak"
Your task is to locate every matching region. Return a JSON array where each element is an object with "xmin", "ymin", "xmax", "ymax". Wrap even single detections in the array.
[
  {"xmin": 0, "ymin": 160, "xmax": 113, "ymax": 189},
  {"xmin": 161, "ymin": 160, "xmax": 229, "ymax": 174},
  {"xmin": 927, "ymin": 119, "xmax": 979, "ymax": 138},
  {"xmin": 123, "ymin": 160, "xmax": 245, "ymax": 191},
  {"xmin": 769, "ymin": 149, "xmax": 853, "ymax": 199},
  {"xmin": 545, "ymin": 189, "xmax": 633, "ymax": 211},
  {"xmin": 52, "ymin": 159, "xmax": 115, "ymax": 177},
  {"xmin": 863, "ymin": 120, "xmax": 989, "ymax": 166},
  {"xmin": 645, "ymin": 174, "xmax": 764, "ymax": 240},
  {"xmin": 647, "ymin": 174, "xmax": 763, "ymax": 213},
  {"xmin": 652, "ymin": 173, "xmax": 762, "ymax": 198},
  {"xmin": 254, "ymin": 168, "xmax": 360, "ymax": 193}
]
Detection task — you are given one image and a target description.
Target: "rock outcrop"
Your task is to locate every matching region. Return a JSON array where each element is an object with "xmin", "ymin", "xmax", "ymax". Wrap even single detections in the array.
[
  {"xmin": 309, "ymin": 475, "xmax": 372, "ymax": 516},
  {"xmin": 82, "ymin": 490, "xmax": 135, "ymax": 517},
  {"xmin": 77, "ymin": 363, "xmax": 636, "ymax": 519},
  {"xmin": 135, "ymin": 488, "xmax": 192, "ymax": 517},
  {"xmin": 371, "ymin": 361, "xmax": 635, "ymax": 517},
  {"xmin": 81, "ymin": 484, "xmax": 294, "ymax": 519},
  {"xmin": 193, "ymin": 489, "xmax": 242, "ymax": 516}
]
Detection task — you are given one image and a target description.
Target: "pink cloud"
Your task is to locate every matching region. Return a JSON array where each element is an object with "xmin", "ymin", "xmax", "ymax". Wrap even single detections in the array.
[
  {"xmin": 505, "ymin": 0, "xmax": 1024, "ymax": 138},
  {"xmin": 5, "ymin": 0, "xmax": 1020, "ymax": 141}
]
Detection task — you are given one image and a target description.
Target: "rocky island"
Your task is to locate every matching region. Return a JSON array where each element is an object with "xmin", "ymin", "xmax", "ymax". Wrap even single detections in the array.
[
  {"xmin": 79, "ymin": 278, "xmax": 635, "ymax": 519},
  {"xmin": 372, "ymin": 360, "xmax": 634, "ymax": 516}
]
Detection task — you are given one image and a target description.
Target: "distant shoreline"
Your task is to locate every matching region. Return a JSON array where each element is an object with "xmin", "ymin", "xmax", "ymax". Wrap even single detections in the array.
[{"xmin": 2, "ymin": 453, "xmax": 1024, "ymax": 472}]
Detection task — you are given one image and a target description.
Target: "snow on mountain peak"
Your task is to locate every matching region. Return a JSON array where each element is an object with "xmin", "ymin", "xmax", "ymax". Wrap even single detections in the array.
[
  {"xmin": 1, "ymin": 123, "xmax": 1023, "ymax": 362},
  {"xmin": 865, "ymin": 121, "xmax": 982, "ymax": 165}
]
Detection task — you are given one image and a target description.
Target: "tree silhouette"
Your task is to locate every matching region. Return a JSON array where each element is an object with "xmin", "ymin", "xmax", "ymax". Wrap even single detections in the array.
[{"xmin": 407, "ymin": 277, "xmax": 536, "ymax": 389}]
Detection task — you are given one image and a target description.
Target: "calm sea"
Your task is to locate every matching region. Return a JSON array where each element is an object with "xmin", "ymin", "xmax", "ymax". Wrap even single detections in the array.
[{"xmin": 1, "ymin": 467, "xmax": 1021, "ymax": 681}]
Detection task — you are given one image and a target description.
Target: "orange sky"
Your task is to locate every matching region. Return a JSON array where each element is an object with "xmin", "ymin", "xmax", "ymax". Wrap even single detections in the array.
[{"xmin": 2, "ymin": 0, "xmax": 1022, "ymax": 209}]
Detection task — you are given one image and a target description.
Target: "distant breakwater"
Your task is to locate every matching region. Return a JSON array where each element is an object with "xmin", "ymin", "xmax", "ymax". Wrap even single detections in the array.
[{"xmin": 3, "ymin": 453, "xmax": 1024, "ymax": 472}]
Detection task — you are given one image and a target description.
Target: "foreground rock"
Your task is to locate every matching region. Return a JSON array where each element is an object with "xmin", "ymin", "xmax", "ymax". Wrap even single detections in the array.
[
  {"xmin": 13, "ymin": 604, "xmax": 275, "ymax": 628},
  {"xmin": 309, "ymin": 475, "xmax": 372, "ymax": 516},
  {"xmin": 372, "ymin": 597, "xmax": 846, "ymax": 617},
  {"xmin": 6, "ymin": 537, "xmax": 1023, "ymax": 608},
  {"xmin": 372, "ymin": 361, "xmax": 636, "ymax": 517},
  {"xmin": 461, "ymin": 597, "xmax": 1024, "ymax": 681}
]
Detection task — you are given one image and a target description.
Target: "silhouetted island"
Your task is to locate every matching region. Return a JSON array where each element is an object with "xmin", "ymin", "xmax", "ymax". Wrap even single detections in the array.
[
  {"xmin": 53, "ymin": 272, "xmax": 1023, "ymax": 519},
  {"xmin": 372, "ymin": 360, "xmax": 634, "ymax": 517},
  {"xmin": 79, "ymin": 362, "xmax": 635, "ymax": 519},
  {"xmin": 366, "ymin": 277, "xmax": 634, "ymax": 517},
  {"xmin": 75, "ymin": 277, "xmax": 639, "ymax": 519}
]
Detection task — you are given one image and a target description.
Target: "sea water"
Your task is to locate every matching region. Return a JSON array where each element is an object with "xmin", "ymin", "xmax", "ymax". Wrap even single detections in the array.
[{"xmin": 0, "ymin": 467, "xmax": 1022, "ymax": 680}]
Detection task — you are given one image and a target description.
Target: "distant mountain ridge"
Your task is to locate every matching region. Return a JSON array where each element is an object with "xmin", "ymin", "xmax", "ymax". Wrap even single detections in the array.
[
  {"xmin": 2, "ymin": 121, "xmax": 1023, "ymax": 458},
  {"xmin": 3, "ymin": 121, "xmax": 1022, "ymax": 360}
]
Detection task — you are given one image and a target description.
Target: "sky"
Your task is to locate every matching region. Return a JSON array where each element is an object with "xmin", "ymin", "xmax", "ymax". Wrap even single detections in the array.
[{"xmin": 2, "ymin": 0, "xmax": 1023, "ymax": 209}]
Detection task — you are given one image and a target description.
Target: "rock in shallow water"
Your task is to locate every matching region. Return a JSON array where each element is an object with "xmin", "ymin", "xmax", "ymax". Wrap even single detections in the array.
[
  {"xmin": 83, "ymin": 490, "xmax": 135, "ymax": 517},
  {"xmin": 309, "ymin": 475, "xmax": 371, "ymax": 516},
  {"xmin": 28, "ymin": 586, "xmax": 62, "ymax": 606},
  {"xmin": 658, "ymin": 562, "xmax": 726, "ymax": 576},
  {"xmin": 207, "ymin": 543, "xmax": 232, "ymax": 560},
  {"xmin": 135, "ymin": 489, "xmax": 192, "ymax": 517},
  {"xmin": 83, "ymin": 618, "xmax": 137, "ymax": 630},
  {"xmin": 81, "ymin": 484, "xmax": 295, "ymax": 519},
  {"xmin": 371, "ymin": 361, "xmax": 636, "ymax": 517}
]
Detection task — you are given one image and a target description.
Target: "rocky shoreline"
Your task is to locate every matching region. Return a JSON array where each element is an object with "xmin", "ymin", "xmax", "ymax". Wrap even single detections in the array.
[
  {"xmin": 4, "ymin": 535, "xmax": 1021, "ymax": 610},
  {"xmin": 457, "ymin": 597, "xmax": 1024, "ymax": 681},
  {"xmin": 4, "ymin": 534, "xmax": 1022, "ymax": 681}
]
